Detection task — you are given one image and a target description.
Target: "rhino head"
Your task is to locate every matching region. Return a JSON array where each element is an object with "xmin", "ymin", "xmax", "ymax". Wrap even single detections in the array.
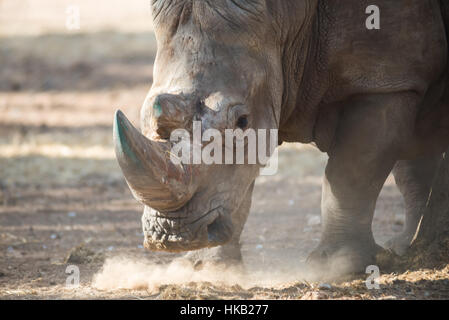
[{"xmin": 114, "ymin": 0, "xmax": 310, "ymax": 252}]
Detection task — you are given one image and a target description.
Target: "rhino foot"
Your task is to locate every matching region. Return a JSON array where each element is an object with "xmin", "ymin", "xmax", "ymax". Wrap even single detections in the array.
[
  {"xmin": 306, "ymin": 240, "xmax": 381, "ymax": 279},
  {"xmin": 384, "ymin": 233, "xmax": 414, "ymax": 256},
  {"xmin": 182, "ymin": 241, "xmax": 245, "ymax": 272}
]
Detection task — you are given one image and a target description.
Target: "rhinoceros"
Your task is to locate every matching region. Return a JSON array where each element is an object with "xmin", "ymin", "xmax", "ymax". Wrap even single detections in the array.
[{"xmin": 113, "ymin": 0, "xmax": 449, "ymax": 275}]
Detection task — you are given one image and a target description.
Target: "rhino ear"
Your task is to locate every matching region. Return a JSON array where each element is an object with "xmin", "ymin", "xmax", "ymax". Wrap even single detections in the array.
[{"xmin": 114, "ymin": 110, "xmax": 196, "ymax": 212}]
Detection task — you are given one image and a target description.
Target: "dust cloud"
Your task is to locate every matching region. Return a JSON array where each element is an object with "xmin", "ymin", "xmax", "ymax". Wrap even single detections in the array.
[{"xmin": 92, "ymin": 256, "xmax": 317, "ymax": 292}]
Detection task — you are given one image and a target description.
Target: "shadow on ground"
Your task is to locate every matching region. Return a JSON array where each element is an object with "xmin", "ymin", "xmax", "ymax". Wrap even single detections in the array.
[{"xmin": 0, "ymin": 31, "xmax": 157, "ymax": 91}]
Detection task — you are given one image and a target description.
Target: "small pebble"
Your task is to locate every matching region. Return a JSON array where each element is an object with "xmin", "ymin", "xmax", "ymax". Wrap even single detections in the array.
[
  {"xmin": 379, "ymin": 295, "xmax": 397, "ymax": 300},
  {"xmin": 303, "ymin": 291, "xmax": 327, "ymax": 300},
  {"xmin": 84, "ymin": 237, "xmax": 93, "ymax": 243},
  {"xmin": 307, "ymin": 215, "xmax": 321, "ymax": 226},
  {"xmin": 318, "ymin": 283, "xmax": 332, "ymax": 290}
]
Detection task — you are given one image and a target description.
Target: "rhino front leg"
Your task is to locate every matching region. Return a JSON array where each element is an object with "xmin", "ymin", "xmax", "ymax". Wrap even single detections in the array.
[
  {"xmin": 183, "ymin": 181, "xmax": 255, "ymax": 270},
  {"xmin": 307, "ymin": 93, "xmax": 418, "ymax": 276}
]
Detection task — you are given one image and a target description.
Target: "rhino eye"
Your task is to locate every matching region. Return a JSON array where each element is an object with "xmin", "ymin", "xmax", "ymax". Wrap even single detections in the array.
[{"xmin": 236, "ymin": 115, "xmax": 249, "ymax": 129}]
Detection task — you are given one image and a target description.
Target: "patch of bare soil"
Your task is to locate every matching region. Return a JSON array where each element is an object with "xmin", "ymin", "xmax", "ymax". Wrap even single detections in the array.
[
  {"xmin": 1, "ymin": 87, "xmax": 448, "ymax": 299},
  {"xmin": 1, "ymin": 1, "xmax": 449, "ymax": 299}
]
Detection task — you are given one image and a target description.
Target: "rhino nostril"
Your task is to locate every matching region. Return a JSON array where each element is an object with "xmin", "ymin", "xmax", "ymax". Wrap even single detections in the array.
[{"xmin": 236, "ymin": 115, "xmax": 249, "ymax": 129}]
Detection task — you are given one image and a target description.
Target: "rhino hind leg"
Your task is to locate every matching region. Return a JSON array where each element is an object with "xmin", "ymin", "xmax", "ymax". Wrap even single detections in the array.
[{"xmin": 386, "ymin": 155, "xmax": 443, "ymax": 255}]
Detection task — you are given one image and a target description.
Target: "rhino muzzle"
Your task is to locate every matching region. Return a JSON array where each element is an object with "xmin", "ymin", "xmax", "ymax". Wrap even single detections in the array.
[
  {"xmin": 141, "ymin": 205, "xmax": 234, "ymax": 252},
  {"xmin": 113, "ymin": 109, "xmax": 234, "ymax": 251}
]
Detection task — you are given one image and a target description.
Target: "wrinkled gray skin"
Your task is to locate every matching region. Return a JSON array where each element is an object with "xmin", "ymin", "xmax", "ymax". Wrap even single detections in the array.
[{"xmin": 114, "ymin": 0, "xmax": 449, "ymax": 276}]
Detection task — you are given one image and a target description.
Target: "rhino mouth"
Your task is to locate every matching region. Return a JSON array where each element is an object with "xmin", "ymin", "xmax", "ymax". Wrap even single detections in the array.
[{"xmin": 141, "ymin": 204, "xmax": 234, "ymax": 252}]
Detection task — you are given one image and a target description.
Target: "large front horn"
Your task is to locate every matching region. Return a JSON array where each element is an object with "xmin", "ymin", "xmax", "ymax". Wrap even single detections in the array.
[{"xmin": 113, "ymin": 110, "xmax": 196, "ymax": 212}]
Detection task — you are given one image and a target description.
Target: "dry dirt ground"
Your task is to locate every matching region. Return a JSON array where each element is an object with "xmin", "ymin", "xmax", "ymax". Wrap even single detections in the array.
[{"xmin": 1, "ymin": 0, "xmax": 449, "ymax": 300}]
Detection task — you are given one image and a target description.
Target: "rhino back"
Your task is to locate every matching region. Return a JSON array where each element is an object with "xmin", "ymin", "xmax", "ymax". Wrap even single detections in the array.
[{"xmin": 324, "ymin": 0, "xmax": 447, "ymax": 100}]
